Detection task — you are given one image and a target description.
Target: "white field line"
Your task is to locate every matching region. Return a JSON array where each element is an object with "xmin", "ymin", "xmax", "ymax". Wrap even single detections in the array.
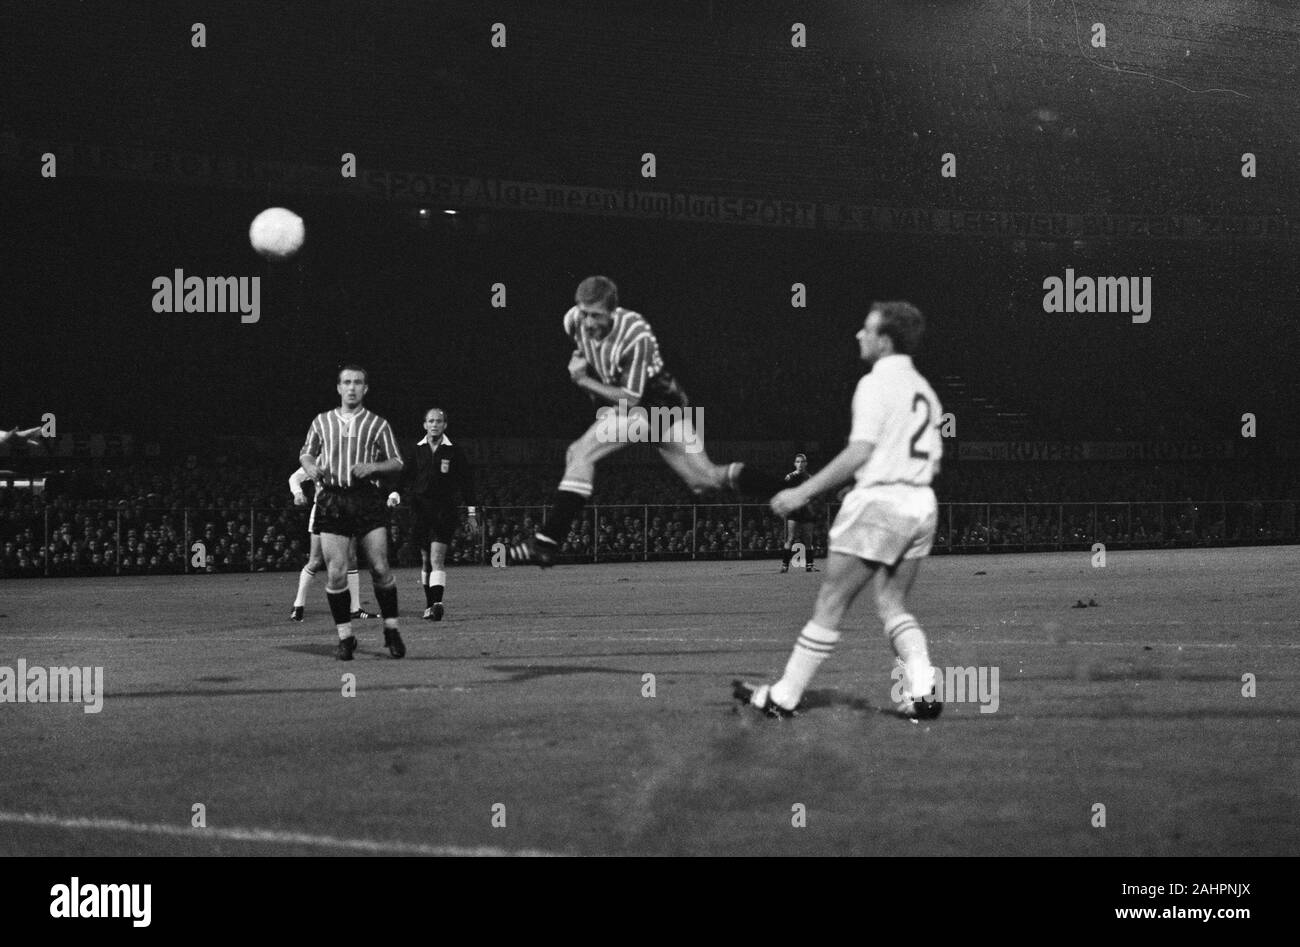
[
  {"xmin": 0, "ymin": 810, "xmax": 565, "ymax": 857},
  {"xmin": 2, "ymin": 630, "xmax": 1297, "ymax": 650}
]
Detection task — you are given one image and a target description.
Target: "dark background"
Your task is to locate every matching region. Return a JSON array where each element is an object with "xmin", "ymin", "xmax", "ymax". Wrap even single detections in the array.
[{"xmin": 3, "ymin": 0, "xmax": 1297, "ymax": 447}]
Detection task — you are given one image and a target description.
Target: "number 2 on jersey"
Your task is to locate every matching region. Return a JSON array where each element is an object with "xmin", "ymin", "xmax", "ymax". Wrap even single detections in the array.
[{"xmin": 909, "ymin": 392, "xmax": 933, "ymax": 460}]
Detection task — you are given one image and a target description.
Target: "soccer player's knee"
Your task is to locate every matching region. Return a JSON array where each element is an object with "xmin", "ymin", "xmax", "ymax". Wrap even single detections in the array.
[
  {"xmin": 565, "ymin": 439, "xmax": 592, "ymax": 467},
  {"xmin": 680, "ymin": 464, "xmax": 724, "ymax": 494},
  {"xmin": 875, "ymin": 596, "xmax": 906, "ymax": 626}
]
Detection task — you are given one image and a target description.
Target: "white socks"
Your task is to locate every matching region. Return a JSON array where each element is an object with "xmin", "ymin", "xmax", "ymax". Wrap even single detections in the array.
[
  {"xmin": 294, "ymin": 566, "xmax": 315, "ymax": 608},
  {"xmin": 771, "ymin": 621, "xmax": 841, "ymax": 710},
  {"xmin": 885, "ymin": 613, "xmax": 934, "ymax": 696}
]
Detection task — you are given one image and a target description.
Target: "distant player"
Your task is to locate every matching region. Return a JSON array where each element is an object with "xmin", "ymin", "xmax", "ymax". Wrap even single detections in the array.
[
  {"xmin": 387, "ymin": 407, "xmax": 479, "ymax": 621},
  {"xmin": 0, "ymin": 426, "xmax": 43, "ymax": 447},
  {"xmin": 735, "ymin": 301, "xmax": 945, "ymax": 719},
  {"xmin": 509, "ymin": 276, "xmax": 782, "ymax": 565},
  {"xmin": 287, "ymin": 466, "xmax": 376, "ymax": 622},
  {"xmin": 299, "ymin": 365, "xmax": 405, "ymax": 661},
  {"xmin": 780, "ymin": 453, "xmax": 818, "ymax": 573}
]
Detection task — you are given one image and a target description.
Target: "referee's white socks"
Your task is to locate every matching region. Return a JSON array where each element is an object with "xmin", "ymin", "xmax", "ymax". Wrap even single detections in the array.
[
  {"xmin": 885, "ymin": 613, "xmax": 935, "ymax": 696},
  {"xmin": 771, "ymin": 621, "xmax": 840, "ymax": 710}
]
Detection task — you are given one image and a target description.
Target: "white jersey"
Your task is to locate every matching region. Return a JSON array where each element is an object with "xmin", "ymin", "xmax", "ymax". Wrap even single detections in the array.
[{"xmin": 848, "ymin": 354, "xmax": 943, "ymax": 489}]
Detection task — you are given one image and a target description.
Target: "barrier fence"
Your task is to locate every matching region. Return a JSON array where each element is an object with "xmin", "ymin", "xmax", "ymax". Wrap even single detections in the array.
[{"xmin": 2, "ymin": 500, "xmax": 1296, "ymax": 578}]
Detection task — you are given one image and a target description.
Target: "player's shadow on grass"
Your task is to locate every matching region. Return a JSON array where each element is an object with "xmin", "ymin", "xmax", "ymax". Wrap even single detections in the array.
[{"xmin": 798, "ymin": 688, "xmax": 903, "ymax": 717}]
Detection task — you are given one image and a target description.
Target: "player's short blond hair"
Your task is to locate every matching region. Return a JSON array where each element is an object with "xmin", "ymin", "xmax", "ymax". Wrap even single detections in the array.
[
  {"xmin": 576, "ymin": 276, "xmax": 619, "ymax": 312},
  {"xmin": 871, "ymin": 301, "xmax": 925, "ymax": 355}
]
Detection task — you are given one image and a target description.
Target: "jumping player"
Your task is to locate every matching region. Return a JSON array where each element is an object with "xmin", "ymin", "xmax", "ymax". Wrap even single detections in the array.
[
  {"xmin": 780, "ymin": 453, "xmax": 818, "ymax": 573},
  {"xmin": 735, "ymin": 301, "xmax": 945, "ymax": 719},
  {"xmin": 288, "ymin": 466, "xmax": 377, "ymax": 622},
  {"xmin": 509, "ymin": 275, "xmax": 782, "ymax": 565},
  {"xmin": 387, "ymin": 407, "xmax": 479, "ymax": 621},
  {"xmin": 0, "ymin": 426, "xmax": 43, "ymax": 447},
  {"xmin": 299, "ymin": 365, "xmax": 405, "ymax": 661}
]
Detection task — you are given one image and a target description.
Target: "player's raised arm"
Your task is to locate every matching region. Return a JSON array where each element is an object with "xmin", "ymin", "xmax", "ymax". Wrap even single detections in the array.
[{"xmin": 771, "ymin": 442, "xmax": 873, "ymax": 517}]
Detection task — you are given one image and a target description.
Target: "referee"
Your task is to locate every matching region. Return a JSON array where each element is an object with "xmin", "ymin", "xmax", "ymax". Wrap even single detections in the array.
[
  {"xmin": 388, "ymin": 407, "xmax": 479, "ymax": 621},
  {"xmin": 299, "ymin": 365, "xmax": 405, "ymax": 660},
  {"xmin": 781, "ymin": 453, "xmax": 817, "ymax": 573}
]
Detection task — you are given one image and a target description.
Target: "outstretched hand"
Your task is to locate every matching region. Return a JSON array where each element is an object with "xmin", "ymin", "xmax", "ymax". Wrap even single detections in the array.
[{"xmin": 771, "ymin": 488, "xmax": 807, "ymax": 518}]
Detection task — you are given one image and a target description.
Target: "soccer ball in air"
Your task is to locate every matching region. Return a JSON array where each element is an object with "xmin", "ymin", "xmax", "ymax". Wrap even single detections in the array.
[{"xmin": 249, "ymin": 207, "xmax": 306, "ymax": 261}]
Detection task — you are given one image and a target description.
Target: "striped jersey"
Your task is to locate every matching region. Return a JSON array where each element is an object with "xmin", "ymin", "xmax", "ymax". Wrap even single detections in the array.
[
  {"xmin": 300, "ymin": 407, "xmax": 402, "ymax": 490},
  {"xmin": 848, "ymin": 354, "xmax": 943, "ymax": 489},
  {"xmin": 563, "ymin": 306, "xmax": 664, "ymax": 401}
]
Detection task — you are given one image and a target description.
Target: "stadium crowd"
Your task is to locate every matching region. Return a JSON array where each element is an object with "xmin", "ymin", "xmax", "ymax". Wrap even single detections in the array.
[{"xmin": 1, "ymin": 456, "xmax": 1297, "ymax": 578}]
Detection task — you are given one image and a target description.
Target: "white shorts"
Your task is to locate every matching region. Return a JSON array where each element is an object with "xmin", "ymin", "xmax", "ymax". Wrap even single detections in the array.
[{"xmin": 829, "ymin": 485, "xmax": 937, "ymax": 565}]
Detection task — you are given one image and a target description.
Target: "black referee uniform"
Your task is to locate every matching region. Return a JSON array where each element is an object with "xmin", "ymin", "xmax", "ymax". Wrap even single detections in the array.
[
  {"xmin": 782, "ymin": 468, "xmax": 817, "ymax": 571},
  {"xmin": 393, "ymin": 433, "xmax": 478, "ymax": 548}
]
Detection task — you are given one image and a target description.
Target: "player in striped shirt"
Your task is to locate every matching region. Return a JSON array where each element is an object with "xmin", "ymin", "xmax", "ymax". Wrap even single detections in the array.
[
  {"xmin": 287, "ymin": 465, "xmax": 376, "ymax": 623},
  {"xmin": 735, "ymin": 302, "xmax": 945, "ymax": 720},
  {"xmin": 509, "ymin": 275, "xmax": 784, "ymax": 566},
  {"xmin": 299, "ymin": 365, "xmax": 405, "ymax": 660}
]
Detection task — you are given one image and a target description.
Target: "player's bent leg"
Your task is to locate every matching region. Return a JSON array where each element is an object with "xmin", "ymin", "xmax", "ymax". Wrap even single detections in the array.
[
  {"xmin": 513, "ymin": 421, "xmax": 625, "ymax": 565},
  {"xmin": 344, "ymin": 537, "xmax": 372, "ymax": 618},
  {"xmin": 320, "ymin": 532, "xmax": 358, "ymax": 659},
  {"xmin": 737, "ymin": 553, "xmax": 875, "ymax": 717},
  {"xmin": 292, "ymin": 534, "xmax": 325, "ymax": 620},
  {"xmin": 656, "ymin": 437, "xmax": 730, "ymax": 495},
  {"xmin": 873, "ymin": 558, "xmax": 939, "ymax": 718},
  {"xmin": 358, "ymin": 526, "xmax": 403, "ymax": 658}
]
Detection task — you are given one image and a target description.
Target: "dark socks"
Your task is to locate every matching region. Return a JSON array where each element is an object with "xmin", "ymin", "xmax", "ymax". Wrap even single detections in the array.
[
  {"xmin": 541, "ymin": 490, "xmax": 587, "ymax": 543},
  {"xmin": 326, "ymin": 588, "xmax": 353, "ymax": 626},
  {"xmin": 374, "ymin": 581, "xmax": 398, "ymax": 619}
]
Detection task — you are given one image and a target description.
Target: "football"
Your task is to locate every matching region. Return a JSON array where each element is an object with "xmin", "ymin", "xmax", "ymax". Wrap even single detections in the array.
[{"xmin": 248, "ymin": 207, "xmax": 305, "ymax": 261}]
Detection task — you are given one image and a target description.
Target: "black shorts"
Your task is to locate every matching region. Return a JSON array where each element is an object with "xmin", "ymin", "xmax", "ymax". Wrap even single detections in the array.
[
  {"xmin": 311, "ymin": 487, "xmax": 389, "ymax": 538},
  {"xmin": 411, "ymin": 504, "xmax": 461, "ymax": 547},
  {"xmin": 641, "ymin": 371, "xmax": 690, "ymax": 410}
]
